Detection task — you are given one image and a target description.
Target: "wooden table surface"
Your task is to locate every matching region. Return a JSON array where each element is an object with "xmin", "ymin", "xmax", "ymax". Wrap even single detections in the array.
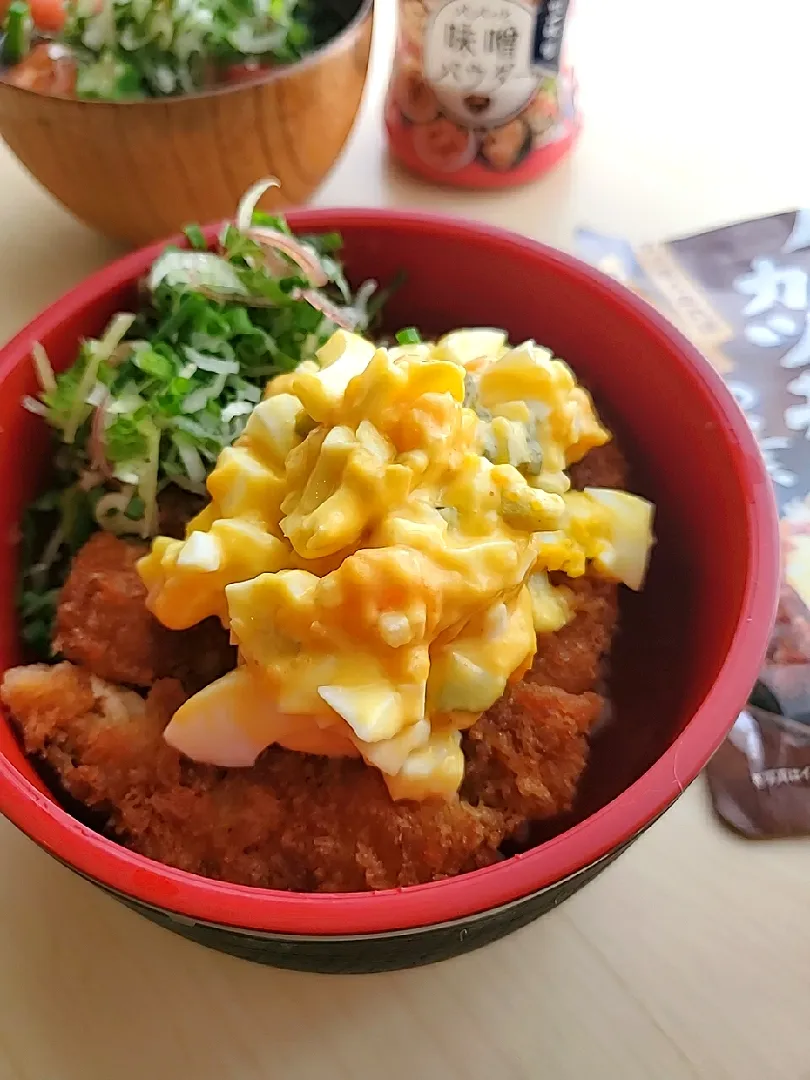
[{"xmin": 0, "ymin": 2, "xmax": 808, "ymax": 1077}]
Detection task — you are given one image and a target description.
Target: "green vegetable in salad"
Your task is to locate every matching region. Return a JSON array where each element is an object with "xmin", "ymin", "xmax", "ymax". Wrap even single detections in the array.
[
  {"xmin": 19, "ymin": 179, "xmax": 389, "ymax": 658},
  {"xmin": 1, "ymin": 0, "xmax": 32, "ymax": 65},
  {"xmin": 61, "ymin": 0, "xmax": 312, "ymax": 99},
  {"xmin": 395, "ymin": 327, "xmax": 421, "ymax": 345}
]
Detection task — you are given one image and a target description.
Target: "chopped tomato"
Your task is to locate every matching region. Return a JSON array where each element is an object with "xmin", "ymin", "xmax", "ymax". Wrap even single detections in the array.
[
  {"xmin": 30, "ymin": 0, "xmax": 67, "ymax": 33},
  {"xmin": 223, "ymin": 61, "xmax": 273, "ymax": 86},
  {"xmin": 4, "ymin": 41, "xmax": 76, "ymax": 94}
]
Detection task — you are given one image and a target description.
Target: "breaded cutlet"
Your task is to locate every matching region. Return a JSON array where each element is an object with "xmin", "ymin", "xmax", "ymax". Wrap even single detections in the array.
[
  {"xmin": 462, "ymin": 582, "xmax": 612, "ymax": 819},
  {"xmin": 55, "ymin": 532, "xmax": 236, "ymax": 693},
  {"xmin": 461, "ymin": 442, "xmax": 625, "ymax": 818},
  {"xmin": 1, "ymin": 442, "xmax": 625, "ymax": 891},
  {"xmin": 2, "ymin": 663, "xmax": 508, "ymax": 890}
]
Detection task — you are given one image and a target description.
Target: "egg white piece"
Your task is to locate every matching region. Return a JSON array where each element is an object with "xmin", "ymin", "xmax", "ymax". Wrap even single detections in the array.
[
  {"xmin": 165, "ymin": 668, "xmax": 357, "ymax": 766},
  {"xmin": 585, "ymin": 488, "xmax": 655, "ymax": 591}
]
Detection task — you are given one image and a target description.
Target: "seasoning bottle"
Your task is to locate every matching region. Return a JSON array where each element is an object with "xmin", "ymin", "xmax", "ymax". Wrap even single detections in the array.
[{"xmin": 385, "ymin": 0, "xmax": 579, "ymax": 189}]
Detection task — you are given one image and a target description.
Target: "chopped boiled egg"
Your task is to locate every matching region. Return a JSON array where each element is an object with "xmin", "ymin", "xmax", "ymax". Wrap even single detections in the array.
[
  {"xmin": 584, "ymin": 487, "xmax": 656, "ymax": 590},
  {"xmin": 176, "ymin": 530, "xmax": 221, "ymax": 571},
  {"xmin": 242, "ymin": 393, "xmax": 307, "ymax": 467},
  {"xmin": 139, "ymin": 329, "xmax": 655, "ymax": 801},
  {"xmin": 164, "ymin": 667, "xmax": 359, "ymax": 766},
  {"xmin": 286, "ymin": 330, "xmax": 377, "ymax": 421},
  {"xmin": 386, "ymin": 730, "xmax": 465, "ymax": 802},
  {"xmin": 437, "ymin": 328, "xmax": 507, "ymax": 369}
]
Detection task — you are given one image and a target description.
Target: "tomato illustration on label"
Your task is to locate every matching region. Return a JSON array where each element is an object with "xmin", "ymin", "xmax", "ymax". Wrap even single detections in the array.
[
  {"xmin": 412, "ymin": 116, "xmax": 477, "ymax": 171},
  {"xmin": 395, "ymin": 61, "xmax": 441, "ymax": 124},
  {"xmin": 480, "ymin": 117, "xmax": 531, "ymax": 171},
  {"xmin": 523, "ymin": 77, "xmax": 559, "ymax": 138}
]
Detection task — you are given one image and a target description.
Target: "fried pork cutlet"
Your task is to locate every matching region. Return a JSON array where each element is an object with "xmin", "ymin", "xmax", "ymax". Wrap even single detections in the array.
[
  {"xmin": 2, "ymin": 442, "xmax": 626, "ymax": 891},
  {"xmin": 54, "ymin": 532, "xmax": 235, "ymax": 694},
  {"xmin": 156, "ymin": 488, "xmax": 205, "ymax": 541},
  {"xmin": 462, "ymin": 579, "xmax": 613, "ymax": 819},
  {"xmin": 569, "ymin": 437, "xmax": 627, "ymax": 491},
  {"xmin": 460, "ymin": 442, "xmax": 626, "ymax": 819},
  {"xmin": 1, "ymin": 663, "xmax": 507, "ymax": 891}
]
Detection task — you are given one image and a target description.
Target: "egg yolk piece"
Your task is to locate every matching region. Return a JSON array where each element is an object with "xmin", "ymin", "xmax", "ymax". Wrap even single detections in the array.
[{"xmin": 138, "ymin": 328, "xmax": 656, "ymax": 801}]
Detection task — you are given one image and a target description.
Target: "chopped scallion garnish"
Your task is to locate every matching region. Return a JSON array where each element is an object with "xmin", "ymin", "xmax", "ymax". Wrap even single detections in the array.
[
  {"xmin": 18, "ymin": 183, "xmax": 394, "ymax": 659},
  {"xmin": 1, "ymin": 1, "xmax": 32, "ymax": 66},
  {"xmin": 396, "ymin": 328, "xmax": 422, "ymax": 345}
]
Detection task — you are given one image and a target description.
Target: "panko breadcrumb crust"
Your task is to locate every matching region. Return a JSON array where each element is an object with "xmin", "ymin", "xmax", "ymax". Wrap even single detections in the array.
[{"xmin": 0, "ymin": 442, "xmax": 626, "ymax": 892}]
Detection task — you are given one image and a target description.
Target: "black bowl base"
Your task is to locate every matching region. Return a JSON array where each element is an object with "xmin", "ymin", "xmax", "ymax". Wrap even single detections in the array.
[{"xmin": 106, "ymin": 840, "xmax": 635, "ymax": 974}]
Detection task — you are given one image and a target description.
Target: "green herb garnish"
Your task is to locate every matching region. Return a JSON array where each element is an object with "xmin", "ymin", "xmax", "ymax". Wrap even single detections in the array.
[
  {"xmin": 395, "ymin": 328, "xmax": 422, "ymax": 345},
  {"xmin": 18, "ymin": 474, "xmax": 99, "ymax": 657},
  {"xmin": 18, "ymin": 180, "xmax": 387, "ymax": 659},
  {"xmin": 62, "ymin": 0, "xmax": 313, "ymax": 99},
  {"xmin": 1, "ymin": 1, "xmax": 32, "ymax": 65}
]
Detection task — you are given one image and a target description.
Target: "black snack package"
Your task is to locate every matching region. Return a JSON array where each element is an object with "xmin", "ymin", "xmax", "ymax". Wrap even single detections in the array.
[{"xmin": 576, "ymin": 212, "xmax": 810, "ymax": 838}]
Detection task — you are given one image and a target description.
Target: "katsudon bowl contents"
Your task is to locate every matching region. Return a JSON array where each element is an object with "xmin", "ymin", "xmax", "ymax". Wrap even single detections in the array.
[
  {"xmin": 0, "ymin": 210, "xmax": 779, "ymax": 973},
  {"xmin": 9, "ymin": 308, "xmax": 657, "ymax": 853},
  {"xmin": 137, "ymin": 328, "xmax": 655, "ymax": 802}
]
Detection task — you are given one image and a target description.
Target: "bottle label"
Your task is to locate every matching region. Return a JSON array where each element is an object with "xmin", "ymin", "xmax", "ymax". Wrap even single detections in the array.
[
  {"xmin": 388, "ymin": 0, "xmax": 579, "ymax": 183},
  {"xmin": 423, "ymin": 0, "xmax": 539, "ymax": 128}
]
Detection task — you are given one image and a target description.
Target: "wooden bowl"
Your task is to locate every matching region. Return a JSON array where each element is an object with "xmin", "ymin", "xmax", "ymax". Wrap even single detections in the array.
[{"xmin": 0, "ymin": 0, "xmax": 373, "ymax": 246}]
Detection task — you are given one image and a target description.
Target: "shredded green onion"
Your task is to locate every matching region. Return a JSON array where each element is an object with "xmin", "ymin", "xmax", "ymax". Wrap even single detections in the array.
[
  {"xmin": 1, "ymin": 1, "xmax": 32, "ymax": 66},
  {"xmin": 62, "ymin": 0, "xmax": 312, "ymax": 100},
  {"xmin": 18, "ymin": 188, "xmax": 390, "ymax": 659},
  {"xmin": 396, "ymin": 328, "xmax": 422, "ymax": 345}
]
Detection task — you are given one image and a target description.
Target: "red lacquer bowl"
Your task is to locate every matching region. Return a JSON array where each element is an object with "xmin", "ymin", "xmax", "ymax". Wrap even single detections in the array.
[{"xmin": 0, "ymin": 212, "xmax": 779, "ymax": 973}]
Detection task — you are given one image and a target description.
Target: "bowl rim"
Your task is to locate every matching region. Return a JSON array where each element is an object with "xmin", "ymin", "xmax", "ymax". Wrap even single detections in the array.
[
  {"xmin": 0, "ymin": 209, "xmax": 780, "ymax": 936},
  {"xmin": 0, "ymin": 0, "xmax": 374, "ymax": 108}
]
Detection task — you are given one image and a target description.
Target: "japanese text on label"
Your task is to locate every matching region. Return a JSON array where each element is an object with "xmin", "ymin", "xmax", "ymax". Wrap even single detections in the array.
[{"xmin": 424, "ymin": 0, "xmax": 535, "ymax": 93}]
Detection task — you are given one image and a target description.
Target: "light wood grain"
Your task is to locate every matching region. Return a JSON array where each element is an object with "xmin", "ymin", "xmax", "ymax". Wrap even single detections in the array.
[
  {"xmin": 0, "ymin": 0, "xmax": 809, "ymax": 1076},
  {"xmin": 0, "ymin": 0, "xmax": 373, "ymax": 246}
]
